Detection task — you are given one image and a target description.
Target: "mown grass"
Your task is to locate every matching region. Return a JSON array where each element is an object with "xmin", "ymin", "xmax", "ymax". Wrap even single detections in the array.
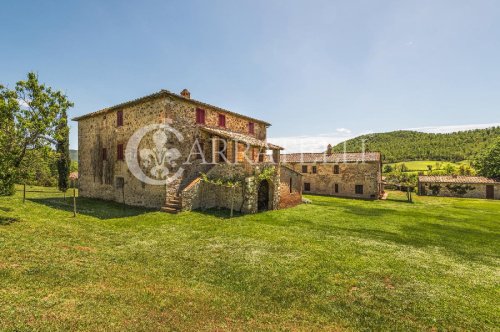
[{"xmin": 0, "ymin": 188, "xmax": 498, "ymax": 331}]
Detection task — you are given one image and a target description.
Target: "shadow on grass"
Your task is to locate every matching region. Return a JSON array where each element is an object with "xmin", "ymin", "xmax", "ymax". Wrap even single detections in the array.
[
  {"xmin": 188, "ymin": 208, "xmax": 244, "ymax": 219},
  {"xmin": 340, "ymin": 222, "xmax": 498, "ymax": 263},
  {"xmin": 28, "ymin": 196, "xmax": 152, "ymax": 220},
  {"xmin": 0, "ymin": 216, "xmax": 20, "ymax": 225}
]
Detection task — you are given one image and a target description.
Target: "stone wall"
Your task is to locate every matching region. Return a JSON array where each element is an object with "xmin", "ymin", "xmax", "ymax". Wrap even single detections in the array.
[
  {"xmin": 419, "ymin": 182, "xmax": 500, "ymax": 200},
  {"xmin": 77, "ymin": 93, "xmax": 270, "ymax": 209},
  {"xmin": 285, "ymin": 161, "xmax": 382, "ymax": 199},
  {"xmin": 180, "ymin": 163, "xmax": 283, "ymax": 213},
  {"xmin": 278, "ymin": 166, "xmax": 303, "ymax": 209}
]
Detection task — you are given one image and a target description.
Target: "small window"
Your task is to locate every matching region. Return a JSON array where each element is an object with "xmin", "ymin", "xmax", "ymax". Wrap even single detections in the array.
[
  {"xmin": 333, "ymin": 165, "xmax": 340, "ymax": 174},
  {"xmin": 248, "ymin": 122, "xmax": 255, "ymax": 134},
  {"xmin": 196, "ymin": 108, "xmax": 205, "ymax": 124},
  {"xmin": 302, "ymin": 165, "xmax": 308, "ymax": 173},
  {"xmin": 115, "ymin": 177, "xmax": 124, "ymax": 189},
  {"xmin": 218, "ymin": 114, "xmax": 226, "ymax": 127},
  {"xmin": 117, "ymin": 110, "xmax": 123, "ymax": 127},
  {"xmin": 334, "ymin": 183, "xmax": 339, "ymax": 193},
  {"xmin": 312, "ymin": 166, "xmax": 317, "ymax": 174},
  {"xmin": 258, "ymin": 152, "xmax": 264, "ymax": 162},
  {"xmin": 355, "ymin": 185, "xmax": 364, "ymax": 195},
  {"xmin": 102, "ymin": 148, "xmax": 107, "ymax": 161},
  {"xmin": 304, "ymin": 182, "xmax": 311, "ymax": 192},
  {"xmin": 289, "ymin": 178, "xmax": 293, "ymax": 193},
  {"xmin": 117, "ymin": 144, "xmax": 124, "ymax": 161}
]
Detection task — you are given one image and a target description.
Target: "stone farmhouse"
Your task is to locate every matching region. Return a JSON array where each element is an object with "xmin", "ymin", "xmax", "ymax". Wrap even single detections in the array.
[
  {"xmin": 282, "ymin": 150, "xmax": 383, "ymax": 199},
  {"xmin": 418, "ymin": 175, "xmax": 499, "ymax": 200},
  {"xmin": 72, "ymin": 89, "xmax": 302, "ymax": 213}
]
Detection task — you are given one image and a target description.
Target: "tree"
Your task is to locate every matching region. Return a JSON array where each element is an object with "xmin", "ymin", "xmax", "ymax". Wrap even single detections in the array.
[
  {"xmin": 474, "ymin": 138, "xmax": 500, "ymax": 178},
  {"xmin": 383, "ymin": 164, "xmax": 393, "ymax": 173},
  {"xmin": 0, "ymin": 72, "xmax": 73, "ymax": 195},
  {"xmin": 56, "ymin": 109, "xmax": 70, "ymax": 193}
]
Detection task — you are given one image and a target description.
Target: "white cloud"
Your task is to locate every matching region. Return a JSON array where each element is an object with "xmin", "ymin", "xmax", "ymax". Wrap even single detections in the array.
[
  {"xmin": 336, "ymin": 128, "xmax": 351, "ymax": 134},
  {"xmin": 406, "ymin": 123, "xmax": 500, "ymax": 134}
]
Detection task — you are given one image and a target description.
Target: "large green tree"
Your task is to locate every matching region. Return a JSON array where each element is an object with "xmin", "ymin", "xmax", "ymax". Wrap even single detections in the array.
[
  {"xmin": 0, "ymin": 72, "xmax": 73, "ymax": 195},
  {"xmin": 474, "ymin": 138, "xmax": 500, "ymax": 178}
]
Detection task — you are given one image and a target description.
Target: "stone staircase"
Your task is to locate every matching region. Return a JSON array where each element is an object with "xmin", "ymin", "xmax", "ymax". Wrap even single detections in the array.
[{"xmin": 161, "ymin": 194, "xmax": 181, "ymax": 214}]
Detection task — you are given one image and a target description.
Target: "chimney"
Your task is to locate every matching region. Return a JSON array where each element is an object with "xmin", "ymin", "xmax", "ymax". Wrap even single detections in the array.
[
  {"xmin": 326, "ymin": 144, "xmax": 333, "ymax": 156},
  {"xmin": 180, "ymin": 89, "xmax": 190, "ymax": 99}
]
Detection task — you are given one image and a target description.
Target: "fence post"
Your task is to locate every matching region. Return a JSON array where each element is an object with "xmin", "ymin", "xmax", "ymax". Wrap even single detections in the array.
[
  {"xmin": 73, "ymin": 187, "xmax": 77, "ymax": 217},
  {"xmin": 23, "ymin": 184, "xmax": 26, "ymax": 203}
]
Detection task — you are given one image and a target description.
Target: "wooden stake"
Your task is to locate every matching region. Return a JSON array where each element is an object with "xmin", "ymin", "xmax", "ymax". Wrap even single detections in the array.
[
  {"xmin": 230, "ymin": 185, "xmax": 235, "ymax": 218},
  {"xmin": 23, "ymin": 184, "xmax": 26, "ymax": 203},
  {"xmin": 73, "ymin": 187, "xmax": 77, "ymax": 217}
]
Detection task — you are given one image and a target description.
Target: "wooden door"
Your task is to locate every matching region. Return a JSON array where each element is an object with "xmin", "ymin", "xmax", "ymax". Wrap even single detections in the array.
[{"xmin": 486, "ymin": 185, "xmax": 494, "ymax": 199}]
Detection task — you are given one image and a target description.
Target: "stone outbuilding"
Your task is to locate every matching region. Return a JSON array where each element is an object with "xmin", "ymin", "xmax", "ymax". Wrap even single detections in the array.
[
  {"xmin": 418, "ymin": 175, "xmax": 500, "ymax": 200},
  {"xmin": 72, "ymin": 89, "xmax": 302, "ymax": 213},
  {"xmin": 282, "ymin": 151, "xmax": 383, "ymax": 199}
]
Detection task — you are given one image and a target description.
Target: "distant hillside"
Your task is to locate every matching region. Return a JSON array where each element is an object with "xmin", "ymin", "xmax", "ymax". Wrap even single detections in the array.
[
  {"xmin": 331, "ymin": 127, "xmax": 500, "ymax": 163},
  {"xmin": 70, "ymin": 150, "xmax": 78, "ymax": 161}
]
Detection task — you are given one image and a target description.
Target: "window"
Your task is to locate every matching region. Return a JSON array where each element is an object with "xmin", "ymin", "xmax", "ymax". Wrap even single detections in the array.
[
  {"xmin": 289, "ymin": 178, "xmax": 293, "ymax": 193},
  {"xmin": 259, "ymin": 152, "xmax": 264, "ymax": 162},
  {"xmin": 117, "ymin": 110, "xmax": 123, "ymax": 127},
  {"xmin": 312, "ymin": 166, "xmax": 317, "ymax": 174},
  {"xmin": 333, "ymin": 164, "xmax": 340, "ymax": 174},
  {"xmin": 334, "ymin": 183, "xmax": 339, "ymax": 193},
  {"xmin": 102, "ymin": 148, "xmax": 107, "ymax": 161},
  {"xmin": 218, "ymin": 114, "xmax": 226, "ymax": 127},
  {"xmin": 302, "ymin": 165, "xmax": 308, "ymax": 173},
  {"xmin": 117, "ymin": 144, "xmax": 124, "ymax": 161},
  {"xmin": 304, "ymin": 182, "xmax": 311, "ymax": 192},
  {"xmin": 248, "ymin": 122, "xmax": 255, "ymax": 134},
  {"xmin": 355, "ymin": 185, "xmax": 364, "ymax": 195},
  {"xmin": 196, "ymin": 108, "xmax": 205, "ymax": 124},
  {"xmin": 115, "ymin": 177, "xmax": 124, "ymax": 189}
]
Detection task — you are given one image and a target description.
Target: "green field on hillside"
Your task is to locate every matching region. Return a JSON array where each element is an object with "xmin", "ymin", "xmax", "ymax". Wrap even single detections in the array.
[
  {"xmin": 0, "ymin": 187, "xmax": 498, "ymax": 330},
  {"xmin": 384, "ymin": 160, "xmax": 470, "ymax": 172}
]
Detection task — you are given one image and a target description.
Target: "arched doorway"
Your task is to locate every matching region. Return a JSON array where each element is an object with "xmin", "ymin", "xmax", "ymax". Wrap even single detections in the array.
[{"xmin": 258, "ymin": 180, "xmax": 270, "ymax": 211}]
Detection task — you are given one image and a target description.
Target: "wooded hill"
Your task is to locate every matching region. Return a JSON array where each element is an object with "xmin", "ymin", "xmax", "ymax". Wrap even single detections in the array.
[{"xmin": 331, "ymin": 127, "xmax": 500, "ymax": 163}]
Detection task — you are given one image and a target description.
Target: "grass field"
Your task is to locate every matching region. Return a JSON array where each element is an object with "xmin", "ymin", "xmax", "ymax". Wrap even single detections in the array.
[
  {"xmin": 0, "ymin": 187, "xmax": 499, "ymax": 330},
  {"xmin": 384, "ymin": 160, "xmax": 470, "ymax": 172}
]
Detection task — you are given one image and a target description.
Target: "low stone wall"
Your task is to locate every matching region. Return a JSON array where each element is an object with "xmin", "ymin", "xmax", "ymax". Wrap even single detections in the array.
[
  {"xmin": 278, "ymin": 166, "xmax": 302, "ymax": 209},
  {"xmin": 180, "ymin": 163, "xmax": 283, "ymax": 213},
  {"xmin": 419, "ymin": 182, "xmax": 500, "ymax": 199}
]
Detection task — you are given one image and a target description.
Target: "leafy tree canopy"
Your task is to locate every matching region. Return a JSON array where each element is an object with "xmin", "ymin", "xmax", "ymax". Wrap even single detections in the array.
[{"xmin": 474, "ymin": 138, "xmax": 500, "ymax": 179}]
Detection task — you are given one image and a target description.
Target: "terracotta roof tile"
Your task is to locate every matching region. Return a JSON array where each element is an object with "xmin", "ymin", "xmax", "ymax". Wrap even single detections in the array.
[
  {"xmin": 418, "ymin": 175, "xmax": 500, "ymax": 184},
  {"xmin": 71, "ymin": 90, "xmax": 271, "ymax": 126},
  {"xmin": 281, "ymin": 152, "xmax": 381, "ymax": 163},
  {"xmin": 198, "ymin": 125, "xmax": 283, "ymax": 150}
]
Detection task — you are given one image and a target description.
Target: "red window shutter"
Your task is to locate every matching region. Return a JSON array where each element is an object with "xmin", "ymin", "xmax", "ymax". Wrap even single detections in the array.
[
  {"xmin": 248, "ymin": 122, "xmax": 254, "ymax": 134},
  {"xmin": 196, "ymin": 108, "xmax": 205, "ymax": 124},
  {"xmin": 117, "ymin": 110, "xmax": 123, "ymax": 127},
  {"xmin": 117, "ymin": 144, "xmax": 124, "ymax": 160},
  {"xmin": 218, "ymin": 114, "xmax": 226, "ymax": 127}
]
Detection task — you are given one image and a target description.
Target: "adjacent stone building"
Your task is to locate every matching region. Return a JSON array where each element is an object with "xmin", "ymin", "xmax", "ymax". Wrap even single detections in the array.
[
  {"xmin": 72, "ymin": 89, "xmax": 302, "ymax": 213},
  {"xmin": 282, "ymin": 151, "xmax": 383, "ymax": 199},
  {"xmin": 418, "ymin": 175, "xmax": 500, "ymax": 200}
]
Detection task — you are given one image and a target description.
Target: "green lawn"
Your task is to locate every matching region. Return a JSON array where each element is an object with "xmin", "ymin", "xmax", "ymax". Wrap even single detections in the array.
[{"xmin": 0, "ymin": 188, "xmax": 499, "ymax": 331}]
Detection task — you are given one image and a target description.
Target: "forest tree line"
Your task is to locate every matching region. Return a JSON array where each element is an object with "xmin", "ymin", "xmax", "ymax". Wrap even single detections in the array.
[{"xmin": 332, "ymin": 128, "xmax": 500, "ymax": 163}]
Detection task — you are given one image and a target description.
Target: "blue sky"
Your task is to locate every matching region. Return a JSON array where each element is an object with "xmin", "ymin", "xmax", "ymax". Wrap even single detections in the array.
[{"xmin": 1, "ymin": 0, "xmax": 499, "ymax": 151}]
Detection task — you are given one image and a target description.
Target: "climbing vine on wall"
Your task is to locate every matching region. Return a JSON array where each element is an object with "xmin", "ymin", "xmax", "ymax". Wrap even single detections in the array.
[
  {"xmin": 445, "ymin": 184, "xmax": 475, "ymax": 196},
  {"xmin": 257, "ymin": 165, "xmax": 276, "ymax": 182}
]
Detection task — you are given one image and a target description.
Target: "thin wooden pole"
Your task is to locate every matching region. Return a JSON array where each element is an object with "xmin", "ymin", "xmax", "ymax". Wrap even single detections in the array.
[
  {"xmin": 73, "ymin": 187, "xmax": 77, "ymax": 217},
  {"xmin": 23, "ymin": 184, "xmax": 26, "ymax": 203},
  {"xmin": 230, "ymin": 185, "xmax": 235, "ymax": 218}
]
